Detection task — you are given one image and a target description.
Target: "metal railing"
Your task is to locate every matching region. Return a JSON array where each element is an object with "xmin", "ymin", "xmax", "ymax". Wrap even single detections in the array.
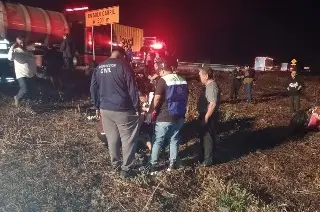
[{"xmin": 177, "ymin": 62, "xmax": 236, "ymax": 72}]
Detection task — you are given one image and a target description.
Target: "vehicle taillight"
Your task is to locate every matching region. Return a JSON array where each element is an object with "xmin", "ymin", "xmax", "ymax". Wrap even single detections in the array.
[{"xmin": 150, "ymin": 42, "xmax": 163, "ymax": 50}]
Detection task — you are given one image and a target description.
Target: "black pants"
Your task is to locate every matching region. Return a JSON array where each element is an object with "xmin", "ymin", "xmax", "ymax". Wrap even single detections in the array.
[
  {"xmin": 290, "ymin": 95, "xmax": 300, "ymax": 113},
  {"xmin": 230, "ymin": 80, "xmax": 242, "ymax": 100},
  {"xmin": 63, "ymin": 57, "xmax": 74, "ymax": 72},
  {"xmin": 198, "ymin": 113, "xmax": 218, "ymax": 164},
  {"xmin": 16, "ymin": 77, "xmax": 36, "ymax": 103}
]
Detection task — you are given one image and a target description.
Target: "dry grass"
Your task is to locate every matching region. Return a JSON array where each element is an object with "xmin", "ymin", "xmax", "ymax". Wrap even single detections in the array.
[{"xmin": 0, "ymin": 72, "xmax": 320, "ymax": 211}]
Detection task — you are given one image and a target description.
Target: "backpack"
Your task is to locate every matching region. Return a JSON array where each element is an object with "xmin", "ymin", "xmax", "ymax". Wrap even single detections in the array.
[
  {"xmin": 162, "ymin": 74, "xmax": 188, "ymax": 117},
  {"xmin": 289, "ymin": 110, "xmax": 309, "ymax": 131}
]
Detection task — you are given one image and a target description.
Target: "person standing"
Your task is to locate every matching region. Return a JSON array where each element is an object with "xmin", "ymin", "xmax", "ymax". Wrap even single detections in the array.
[
  {"xmin": 243, "ymin": 66, "xmax": 255, "ymax": 103},
  {"xmin": 43, "ymin": 44, "xmax": 63, "ymax": 96},
  {"xmin": 124, "ymin": 46, "xmax": 133, "ymax": 64},
  {"xmin": 287, "ymin": 70, "xmax": 302, "ymax": 113},
  {"xmin": 198, "ymin": 67, "xmax": 220, "ymax": 166},
  {"xmin": 90, "ymin": 47, "xmax": 140, "ymax": 179},
  {"xmin": 60, "ymin": 34, "xmax": 75, "ymax": 72},
  {"xmin": 164, "ymin": 50, "xmax": 178, "ymax": 71},
  {"xmin": 230, "ymin": 66, "xmax": 244, "ymax": 102},
  {"xmin": 8, "ymin": 36, "xmax": 37, "ymax": 107},
  {"xmin": 148, "ymin": 60, "xmax": 188, "ymax": 172}
]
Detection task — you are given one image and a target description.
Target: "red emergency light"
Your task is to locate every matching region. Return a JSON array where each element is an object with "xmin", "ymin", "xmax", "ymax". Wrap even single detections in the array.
[
  {"xmin": 66, "ymin": 6, "xmax": 88, "ymax": 12},
  {"xmin": 150, "ymin": 42, "xmax": 163, "ymax": 50},
  {"xmin": 108, "ymin": 41, "xmax": 122, "ymax": 47}
]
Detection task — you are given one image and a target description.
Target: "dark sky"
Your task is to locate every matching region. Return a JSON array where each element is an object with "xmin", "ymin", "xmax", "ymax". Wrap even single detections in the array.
[{"xmin": 15, "ymin": 0, "xmax": 320, "ymax": 67}]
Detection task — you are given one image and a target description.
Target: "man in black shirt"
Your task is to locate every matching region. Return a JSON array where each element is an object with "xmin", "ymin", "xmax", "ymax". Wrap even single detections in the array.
[
  {"xmin": 60, "ymin": 34, "xmax": 75, "ymax": 72},
  {"xmin": 198, "ymin": 67, "xmax": 220, "ymax": 166},
  {"xmin": 287, "ymin": 70, "xmax": 302, "ymax": 113},
  {"xmin": 230, "ymin": 66, "xmax": 244, "ymax": 102},
  {"xmin": 148, "ymin": 60, "xmax": 188, "ymax": 172},
  {"xmin": 43, "ymin": 44, "xmax": 63, "ymax": 94},
  {"xmin": 90, "ymin": 47, "xmax": 140, "ymax": 179}
]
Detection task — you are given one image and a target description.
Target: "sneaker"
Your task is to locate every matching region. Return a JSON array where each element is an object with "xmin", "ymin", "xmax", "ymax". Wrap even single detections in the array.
[
  {"xmin": 167, "ymin": 162, "xmax": 183, "ymax": 172},
  {"xmin": 112, "ymin": 165, "xmax": 121, "ymax": 172},
  {"xmin": 120, "ymin": 170, "xmax": 136, "ymax": 179},
  {"xmin": 200, "ymin": 160, "xmax": 213, "ymax": 167},
  {"xmin": 140, "ymin": 163, "xmax": 158, "ymax": 175}
]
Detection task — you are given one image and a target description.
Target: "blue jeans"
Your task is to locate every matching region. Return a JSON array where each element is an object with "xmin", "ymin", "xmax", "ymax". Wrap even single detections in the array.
[
  {"xmin": 16, "ymin": 77, "xmax": 36, "ymax": 103},
  {"xmin": 150, "ymin": 118, "xmax": 184, "ymax": 165},
  {"xmin": 244, "ymin": 83, "xmax": 253, "ymax": 103}
]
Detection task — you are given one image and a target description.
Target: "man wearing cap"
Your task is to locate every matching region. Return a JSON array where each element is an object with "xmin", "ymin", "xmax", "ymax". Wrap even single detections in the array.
[
  {"xmin": 148, "ymin": 59, "xmax": 188, "ymax": 172},
  {"xmin": 90, "ymin": 47, "xmax": 140, "ymax": 179}
]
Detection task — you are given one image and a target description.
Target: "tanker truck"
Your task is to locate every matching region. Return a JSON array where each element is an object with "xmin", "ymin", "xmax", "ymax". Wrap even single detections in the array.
[
  {"xmin": 0, "ymin": 1, "xmax": 146, "ymax": 77},
  {"xmin": 0, "ymin": 1, "xmax": 69, "ymax": 81},
  {"xmin": 0, "ymin": 1, "xmax": 69, "ymax": 47}
]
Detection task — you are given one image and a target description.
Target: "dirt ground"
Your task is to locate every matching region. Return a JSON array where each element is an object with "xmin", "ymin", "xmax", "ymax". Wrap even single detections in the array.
[{"xmin": 0, "ymin": 71, "xmax": 319, "ymax": 211}]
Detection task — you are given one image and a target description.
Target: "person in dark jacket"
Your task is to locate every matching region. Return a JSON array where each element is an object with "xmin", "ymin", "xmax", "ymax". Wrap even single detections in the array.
[
  {"xmin": 43, "ymin": 44, "xmax": 63, "ymax": 93},
  {"xmin": 60, "ymin": 34, "xmax": 75, "ymax": 72},
  {"xmin": 90, "ymin": 47, "xmax": 140, "ymax": 179},
  {"xmin": 287, "ymin": 70, "xmax": 302, "ymax": 113},
  {"xmin": 230, "ymin": 66, "xmax": 244, "ymax": 102}
]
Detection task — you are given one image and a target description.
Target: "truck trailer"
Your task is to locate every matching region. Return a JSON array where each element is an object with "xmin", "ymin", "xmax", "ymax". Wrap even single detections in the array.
[
  {"xmin": 0, "ymin": 2, "xmax": 144, "ymax": 67},
  {"xmin": 254, "ymin": 57, "xmax": 274, "ymax": 71}
]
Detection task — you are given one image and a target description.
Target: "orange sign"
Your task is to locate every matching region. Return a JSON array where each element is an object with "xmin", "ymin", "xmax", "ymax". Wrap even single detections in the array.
[{"xmin": 85, "ymin": 6, "xmax": 119, "ymax": 27}]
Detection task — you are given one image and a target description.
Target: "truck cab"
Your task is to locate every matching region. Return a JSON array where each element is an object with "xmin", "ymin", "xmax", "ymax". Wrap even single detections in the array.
[{"xmin": 0, "ymin": 39, "xmax": 14, "ymax": 83}]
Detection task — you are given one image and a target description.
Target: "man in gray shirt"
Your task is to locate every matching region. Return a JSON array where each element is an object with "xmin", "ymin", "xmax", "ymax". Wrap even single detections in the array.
[{"xmin": 198, "ymin": 67, "xmax": 220, "ymax": 166}]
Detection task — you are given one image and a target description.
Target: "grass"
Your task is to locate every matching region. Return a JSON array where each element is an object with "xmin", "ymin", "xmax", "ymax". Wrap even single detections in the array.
[{"xmin": 1, "ymin": 72, "xmax": 320, "ymax": 211}]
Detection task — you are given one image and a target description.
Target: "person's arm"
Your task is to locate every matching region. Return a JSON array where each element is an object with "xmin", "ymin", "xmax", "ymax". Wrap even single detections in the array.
[
  {"xmin": 90, "ymin": 68, "xmax": 100, "ymax": 109},
  {"xmin": 60, "ymin": 40, "xmax": 66, "ymax": 52},
  {"xmin": 298, "ymin": 78, "xmax": 303, "ymax": 91},
  {"xmin": 149, "ymin": 78, "xmax": 165, "ymax": 113},
  {"xmin": 7, "ymin": 45, "xmax": 15, "ymax": 61},
  {"xmin": 204, "ymin": 84, "xmax": 218, "ymax": 124},
  {"xmin": 205, "ymin": 102, "xmax": 216, "ymax": 124},
  {"xmin": 124, "ymin": 64, "xmax": 140, "ymax": 114}
]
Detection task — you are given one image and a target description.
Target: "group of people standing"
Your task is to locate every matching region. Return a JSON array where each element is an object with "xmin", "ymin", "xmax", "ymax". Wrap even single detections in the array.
[
  {"xmin": 230, "ymin": 65, "xmax": 255, "ymax": 104},
  {"xmin": 8, "ymin": 34, "xmax": 75, "ymax": 106},
  {"xmin": 90, "ymin": 47, "xmax": 220, "ymax": 179},
  {"xmin": 229, "ymin": 65, "xmax": 303, "ymax": 113}
]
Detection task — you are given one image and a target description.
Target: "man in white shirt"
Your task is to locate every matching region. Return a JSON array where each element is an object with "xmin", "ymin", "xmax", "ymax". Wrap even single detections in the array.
[{"xmin": 8, "ymin": 37, "xmax": 37, "ymax": 106}]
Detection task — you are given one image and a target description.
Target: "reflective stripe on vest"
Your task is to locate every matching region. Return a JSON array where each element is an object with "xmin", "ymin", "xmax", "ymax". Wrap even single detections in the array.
[{"xmin": 162, "ymin": 73, "xmax": 187, "ymax": 86}]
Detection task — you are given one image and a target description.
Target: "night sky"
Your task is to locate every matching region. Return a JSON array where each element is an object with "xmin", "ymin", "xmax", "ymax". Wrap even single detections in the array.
[{"xmin": 14, "ymin": 0, "xmax": 320, "ymax": 68}]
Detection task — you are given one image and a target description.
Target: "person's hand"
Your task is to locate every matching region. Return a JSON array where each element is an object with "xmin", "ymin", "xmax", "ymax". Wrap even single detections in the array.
[
  {"xmin": 146, "ymin": 111, "xmax": 157, "ymax": 124},
  {"xmin": 12, "ymin": 43, "xmax": 19, "ymax": 49},
  {"xmin": 200, "ymin": 117, "xmax": 208, "ymax": 126},
  {"xmin": 96, "ymin": 110, "xmax": 100, "ymax": 119}
]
